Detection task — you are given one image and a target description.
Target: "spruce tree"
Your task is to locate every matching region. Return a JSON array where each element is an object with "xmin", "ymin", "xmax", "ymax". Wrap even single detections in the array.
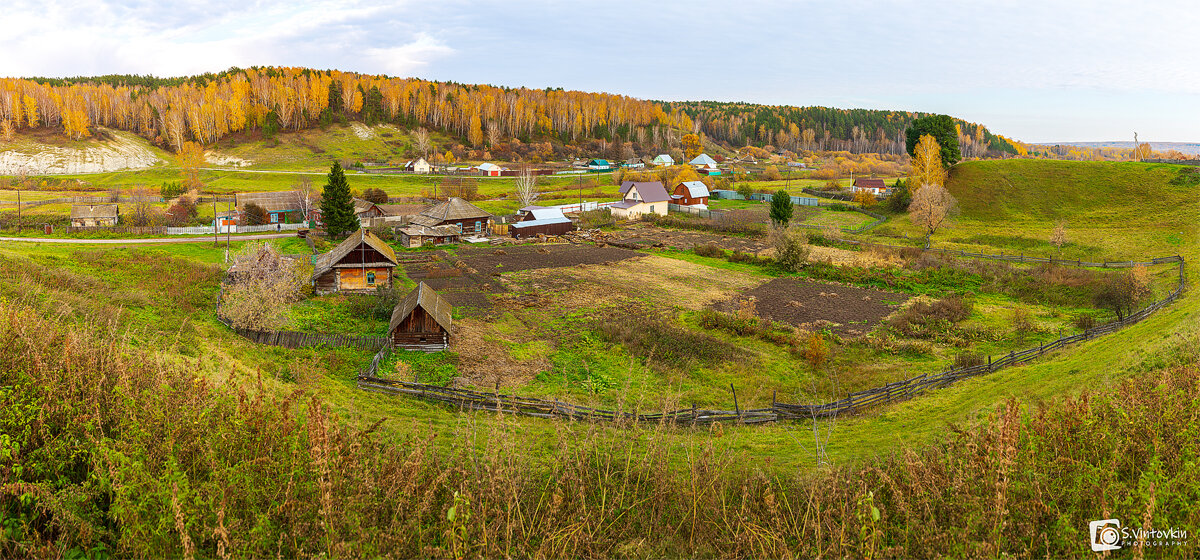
[
  {"xmin": 320, "ymin": 161, "xmax": 357, "ymax": 238},
  {"xmin": 769, "ymin": 189, "xmax": 794, "ymax": 227}
]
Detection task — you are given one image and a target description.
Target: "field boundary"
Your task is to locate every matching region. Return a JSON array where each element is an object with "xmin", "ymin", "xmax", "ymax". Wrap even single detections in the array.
[{"xmin": 357, "ymin": 249, "xmax": 1186, "ymax": 424}]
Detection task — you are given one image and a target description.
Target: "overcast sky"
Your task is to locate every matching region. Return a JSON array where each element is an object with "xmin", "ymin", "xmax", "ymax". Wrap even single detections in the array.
[{"xmin": 3, "ymin": 0, "xmax": 1198, "ymax": 142}]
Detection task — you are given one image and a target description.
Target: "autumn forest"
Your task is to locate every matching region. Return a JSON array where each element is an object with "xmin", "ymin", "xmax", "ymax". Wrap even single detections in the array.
[{"xmin": 0, "ymin": 66, "xmax": 1020, "ymax": 157}]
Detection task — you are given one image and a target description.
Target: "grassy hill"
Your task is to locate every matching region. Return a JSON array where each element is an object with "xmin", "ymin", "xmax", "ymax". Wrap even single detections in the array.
[{"xmin": 867, "ymin": 159, "xmax": 1197, "ymax": 260}]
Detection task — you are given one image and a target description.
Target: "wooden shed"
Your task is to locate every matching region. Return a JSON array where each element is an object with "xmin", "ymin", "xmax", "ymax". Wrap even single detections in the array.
[
  {"xmin": 70, "ymin": 204, "xmax": 119, "ymax": 227},
  {"xmin": 311, "ymin": 229, "xmax": 398, "ymax": 294},
  {"xmin": 510, "ymin": 206, "xmax": 575, "ymax": 239},
  {"xmin": 388, "ymin": 282, "xmax": 452, "ymax": 351}
]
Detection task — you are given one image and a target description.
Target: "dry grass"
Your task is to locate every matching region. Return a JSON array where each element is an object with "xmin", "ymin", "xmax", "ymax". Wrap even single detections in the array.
[
  {"xmin": 507, "ymin": 254, "xmax": 764, "ymax": 311},
  {"xmin": 3, "ymin": 295, "xmax": 1199, "ymax": 558}
]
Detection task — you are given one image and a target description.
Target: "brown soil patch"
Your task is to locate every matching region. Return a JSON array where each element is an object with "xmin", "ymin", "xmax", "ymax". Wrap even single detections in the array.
[
  {"xmin": 604, "ymin": 224, "xmax": 769, "ymax": 254},
  {"xmin": 450, "ymin": 317, "xmax": 549, "ymax": 387},
  {"xmin": 401, "ymin": 244, "xmax": 641, "ymax": 313},
  {"xmin": 716, "ymin": 277, "xmax": 909, "ymax": 336}
]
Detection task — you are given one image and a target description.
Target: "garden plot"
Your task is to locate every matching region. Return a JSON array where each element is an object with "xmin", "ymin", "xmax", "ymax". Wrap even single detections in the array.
[
  {"xmin": 602, "ymin": 224, "xmax": 769, "ymax": 254},
  {"xmin": 402, "ymin": 244, "xmax": 642, "ymax": 312},
  {"xmin": 715, "ymin": 277, "xmax": 910, "ymax": 336}
]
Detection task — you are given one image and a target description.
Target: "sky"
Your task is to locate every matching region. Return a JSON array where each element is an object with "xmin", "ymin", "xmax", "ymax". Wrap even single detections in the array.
[{"xmin": 3, "ymin": 0, "xmax": 1199, "ymax": 142}]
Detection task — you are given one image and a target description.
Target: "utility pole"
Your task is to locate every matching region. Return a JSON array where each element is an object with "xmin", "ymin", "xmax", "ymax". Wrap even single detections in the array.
[
  {"xmin": 15, "ymin": 185, "xmax": 21, "ymax": 234},
  {"xmin": 213, "ymin": 195, "xmax": 219, "ymax": 249},
  {"xmin": 225, "ymin": 197, "xmax": 231, "ymax": 258}
]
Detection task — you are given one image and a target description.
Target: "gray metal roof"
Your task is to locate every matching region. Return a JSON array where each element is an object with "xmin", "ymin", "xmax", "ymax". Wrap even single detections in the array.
[{"xmin": 678, "ymin": 181, "xmax": 710, "ymax": 198}]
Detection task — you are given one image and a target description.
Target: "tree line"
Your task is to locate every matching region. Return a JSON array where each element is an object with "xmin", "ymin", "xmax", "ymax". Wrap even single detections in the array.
[{"xmin": 664, "ymin": 100, "xmax": 1019, "ymax": 158}]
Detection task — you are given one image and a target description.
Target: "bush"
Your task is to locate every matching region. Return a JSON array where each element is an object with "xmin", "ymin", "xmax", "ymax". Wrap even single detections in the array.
[
  {"xmin": 772, "ymin": 228, "xmax": 810, "ymax": 272},
  {"xmin": 953, "ymin": 352, "xmax": 985, "ymax": 368},
  {"xmin": 1011, "ymin": 308, "xmax": 1035, "ymax": 333},
  {"xmin": 727, "ymin": 250, "xmax": 760, "ymax": 264},
  {"xmin": 888, "ymin": 296, "xmax": 974, "ymax": 338},
  {"xmin": 1072, "ymin": 312, "xmax": 1097, "ymax": 331},
  {"xmin": 243, "ymin": 202, "xmax": 268, "ymax": 226},
  {"xmin": 361, "ymin": 187, "xmax": 389, "ymax": 204},
  {"xmin": 804, "ymin": 331, "xmax": 829, "ymax": 369},
  {"xmin": 160, "ymin": 181, "xmax": 186, "ymax": 199},
  {"xmin": 692, "ymin": 243, "xmax": 725, "ymax": 258},
  {"xmin": 887, "ymin": 179, "xmax": 911, "ymax": 212},
  {"xmin": 596, "ymin": 315, "xmax": 744, "ymax": 370}
]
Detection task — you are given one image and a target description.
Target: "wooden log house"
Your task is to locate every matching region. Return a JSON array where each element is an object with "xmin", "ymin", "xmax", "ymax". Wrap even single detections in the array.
[
  {"xmin": 388, "ymin": 282, "xmax": 453, "ymax": 351},
  {"xmin": 311, "ymin": 229, "xmax": 399, "ymax": 294}
]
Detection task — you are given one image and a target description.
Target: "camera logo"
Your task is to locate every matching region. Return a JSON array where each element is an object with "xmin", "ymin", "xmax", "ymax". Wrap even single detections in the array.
[{"xmin": 1091, "ymin": 519, "xmax": 1123, "ymax": 552}]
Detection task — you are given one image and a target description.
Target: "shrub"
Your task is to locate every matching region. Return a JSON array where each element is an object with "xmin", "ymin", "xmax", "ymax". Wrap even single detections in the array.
[
  {"xmin": 1072, "ymin": 312, "xmax": 1097, "ymax": 331},
  {"xmin": 1011, "ymin": 308, "xmax": 1035, "ymax": 333},
  {"xmin": 953, "ymin": 352, "xmax": 986, "ymax": 369},
  {"xmin": 888, "ymin": 296, "xmax": 973, "ymax": 338},
  {"xmin": 772, "ymin": 228, "xmax": 810, "ymax": 272},
  {"xmin": 692, "ymin": 243, "xmax": 725, "ymax": 258},
  {"xmin": 361, "ymin": 187, "xmax": 389, "ymax": 204},
  {"xmin": 727, "ymin": 250, "xmax": 759, "ymax": 264},
  {"xmin": 804, "ymin": 331, "xmax": 829, "ymax": 369},
  {"xmin": 737, "ymin": 183, "xmax": 754, "ymax": 200},
  {"xmin": 243, "ymin": 202, "xmax": 269, "ymax": 226},
  {"xmin": 596, "ymin": 315, "xmax": 744, "ymax": 370}
]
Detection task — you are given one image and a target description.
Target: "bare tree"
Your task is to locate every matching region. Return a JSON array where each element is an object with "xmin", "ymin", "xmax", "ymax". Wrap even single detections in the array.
[
  {"xmin": 485, "ymin": 120, "xmax": 500, "ymax": 147},
  {"xmin": 412, "ymin": 127, "xmax": 432, "ymax": 157},
  {"xmin": 290, "ymin": 177, "xmax": 317, "ymax": 222},
  {"xmin": 219, "ymin": 242, "xmax": 307, "ymax": 331},
  {"xmin": 908, "ymin": 184, "xmax": 958, "ymax": 247},
  {"xmin": 515, "ymin": 167, "xmax": 539, "ymax": 208},
  {"xmin": 1050, "ymin": 220, "xmax": 1068, "ymax": 254}
]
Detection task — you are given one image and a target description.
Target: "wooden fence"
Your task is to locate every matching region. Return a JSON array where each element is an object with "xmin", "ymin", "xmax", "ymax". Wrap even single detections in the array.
[
  {"xmin": 215, "ymin": 286, "xmax": 387, "ymax": 351},
  {"xmin": 357, "ymin": 249, "xmax": 1186, "ymax": 425}
]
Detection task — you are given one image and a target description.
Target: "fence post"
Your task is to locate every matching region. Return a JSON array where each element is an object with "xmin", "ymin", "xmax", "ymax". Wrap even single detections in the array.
[{"xmin": 731, "ymin": 384, "xmax": 740, "ymax": 420}]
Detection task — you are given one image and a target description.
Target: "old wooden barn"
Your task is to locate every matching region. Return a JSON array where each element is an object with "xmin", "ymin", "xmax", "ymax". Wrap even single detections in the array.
[
  {"xmin": 311, "ymin": 229, "xmax": 398, "ymax": 294},
  {"xmin": 510, "ymin": 206, "xmax": 575, "ymax": 239},
  {"xmin": 388, "ymin": 282, "xmax": 452, "ymax": 351}
]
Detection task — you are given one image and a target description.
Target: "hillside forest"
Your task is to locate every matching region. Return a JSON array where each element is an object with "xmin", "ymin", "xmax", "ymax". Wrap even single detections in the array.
[{"xmin": 0, "ymin": 67, "xmax": 1018, "ymax": 159}]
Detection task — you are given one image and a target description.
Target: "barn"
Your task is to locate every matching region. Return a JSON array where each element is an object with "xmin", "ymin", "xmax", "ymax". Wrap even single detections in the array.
[
  {"xmin": 311, "ymin": 229, "xmax": 399, "ymax": 294},
  {"xmin": 388, "ymin": 282, "xmax": 452, "ymax": 351},
  {"xmin": 234, "ymin": 191, "xmax": 307, "ymax": 224},
  {"xmin": 510, "ymin": 206, "xmax": 575, "ymax": 238}
]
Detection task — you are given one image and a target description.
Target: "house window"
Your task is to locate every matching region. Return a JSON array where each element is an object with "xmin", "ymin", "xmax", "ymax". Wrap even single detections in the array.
[
  {"xmin": 650, "ymin": 205, "xmax": 655, "ymax": 212},
  {"xmin": 270, "ymin": 213, "xmax": 279, "ymax": 223},
  {"xmin": 367, "ymin": 271, "xmax": 376, "ymax": 285},
  {"xmin": 474, "ymin": 220, "xmax": 481, "ymax": 232}
]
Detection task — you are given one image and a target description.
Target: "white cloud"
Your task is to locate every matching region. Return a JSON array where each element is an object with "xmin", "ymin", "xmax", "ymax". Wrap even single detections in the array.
[{"xmin": 0, "ymin": 0, "xmax": 454, "ymax": 77}]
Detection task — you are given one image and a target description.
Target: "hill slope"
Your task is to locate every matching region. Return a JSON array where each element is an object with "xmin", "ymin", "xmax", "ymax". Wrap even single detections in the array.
[{"xmin": 873, "ymin": 160, "xmax": 1198, "ymax": 259}]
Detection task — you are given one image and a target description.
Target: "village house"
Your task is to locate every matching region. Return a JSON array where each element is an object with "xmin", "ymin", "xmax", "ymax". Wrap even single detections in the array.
[
  {"xmin": 476, "ymin": 162, "xmax": 503, "ymax": 176},
  {"xmin": 510, "ymin": 205, "xmax": 575, "ymax": 239},
  {"xmin": 404, "ymin": 157, "xmax": 432, "ymax": 173},
  {"xmin": 388, "ymin": 282, "xmax": 452, "ymax": 351},
  {"xmin": 70, "ymin": 204, "xmax": 119, "ymax": 227},
  {"xmin": 409, "ymin": 197, "xmax": 493, "ymax": 235},
  {"xmin": 651, "ymin": 154, "xmax": 675, "ymax": 167},
  {"xmin": 611, "ymin": 181, "xmax": 670, "ymax": 219},
  {"xmin": 851, "ymin": 178, "xmax": 888, "ymax": 196},
  {"xmin": 353, "ymin": 198, "xmax": 386, "ymax": 224},
  {"xmin": 311, "ymin": 229, "xmax": 398, "ymax": 294},
  {"xmin": 622, "ymin": 158, "xmax": 644, "ymax": 169},
  {"xmin": 690, "ymin": 153, "xmax": 719, "ymax": 170},
  {"xmin": 397, "ymin": 224, "xmax": 463, "ymax": 248},
  {"xmin": 587, "ymin": 158, "xmax": 612, "ymax": 171},
  {"xmin": 234, "ymin": 191, "xmax": 308, "ymax": 224},
  {"xmin": 671, "ymin": 181, "xmax": 710, "ymax": 207}
]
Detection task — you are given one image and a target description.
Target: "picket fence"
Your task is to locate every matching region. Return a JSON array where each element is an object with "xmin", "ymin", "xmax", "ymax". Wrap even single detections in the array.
[{"xmin": 356, "ymin": 249, "xmax": 1186, "ymax": 425}]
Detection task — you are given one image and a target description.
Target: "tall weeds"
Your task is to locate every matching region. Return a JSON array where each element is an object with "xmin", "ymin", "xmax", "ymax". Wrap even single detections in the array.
[{"xmin": 1, "ymin": 299, "xmax": 1198, "ymax": 558}]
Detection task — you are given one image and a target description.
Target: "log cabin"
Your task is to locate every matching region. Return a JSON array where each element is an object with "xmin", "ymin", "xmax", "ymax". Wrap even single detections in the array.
[
  {"xmin": 311, "ymin": 229, "xmax": 398, "ymax": 294},
  {"xmin": 388, "ymin": 282, "xmax": 452, "ymax": 351},
  {"xmin": 408, "ymin": 197, "xmax": 493, "ymax": 236}
]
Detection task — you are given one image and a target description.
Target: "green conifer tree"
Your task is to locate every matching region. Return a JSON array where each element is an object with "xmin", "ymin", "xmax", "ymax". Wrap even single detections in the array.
[
  {"xmin": 320, "ymin": 161, "xmax": 358, "ymax": 238},
  {"xmin": 769, "ymin": 189, "xmax": 794, "ymax": 227}
]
